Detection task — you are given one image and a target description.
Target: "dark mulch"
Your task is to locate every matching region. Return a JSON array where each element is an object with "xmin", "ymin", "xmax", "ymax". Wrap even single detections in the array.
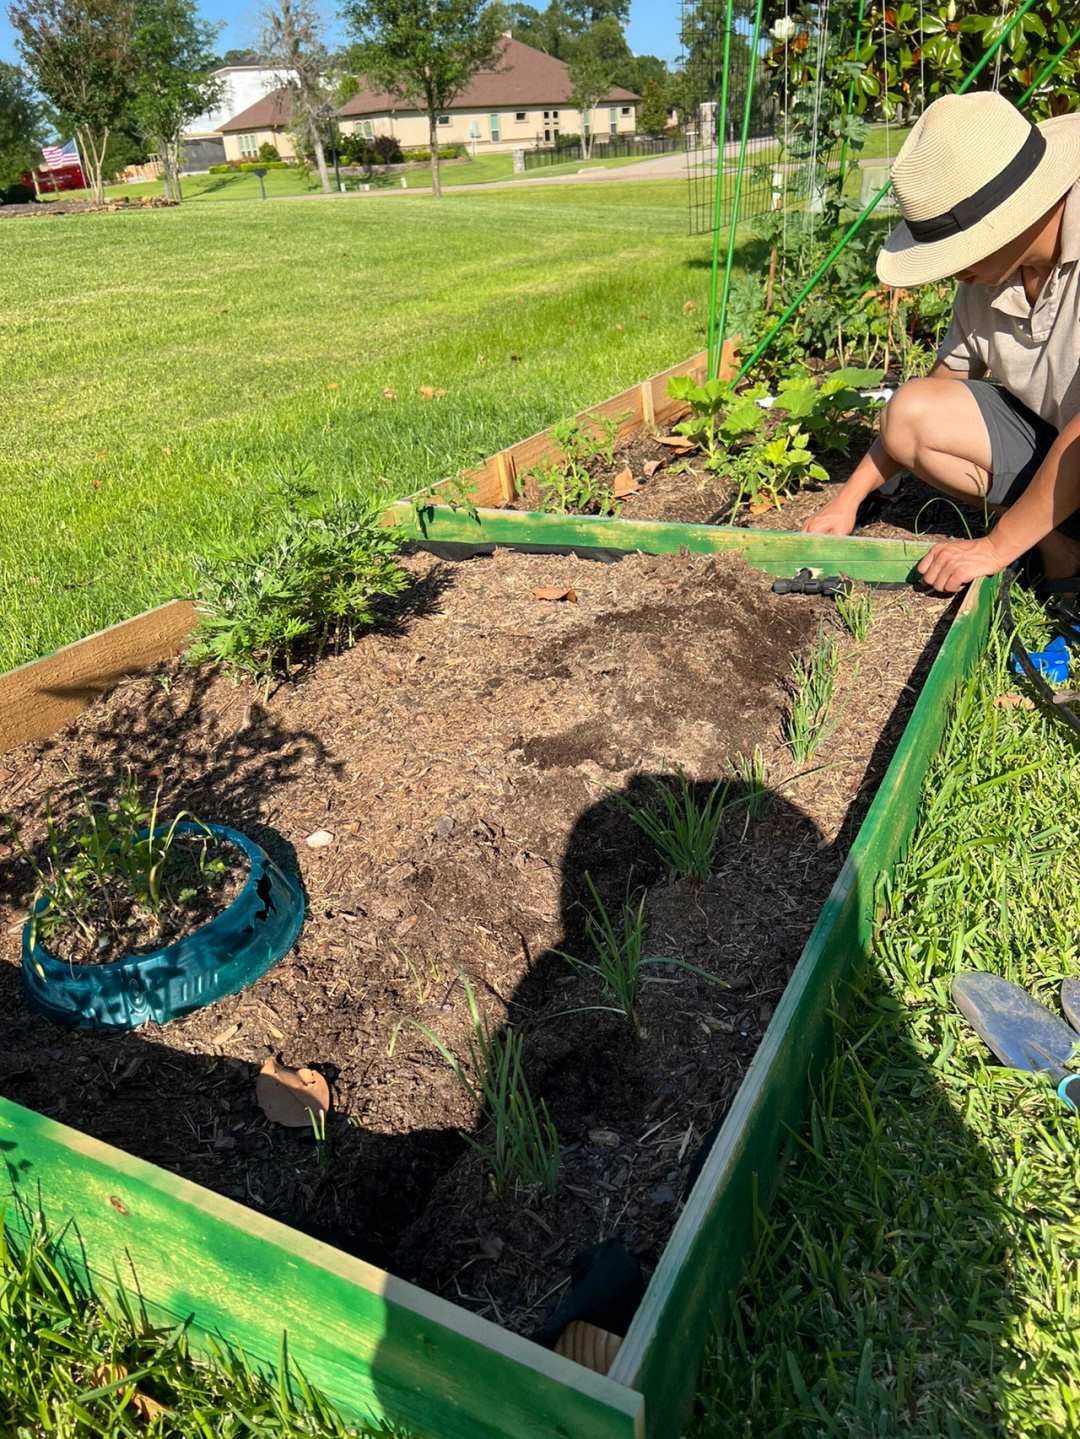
[{"xmin": 0, "ymin": 547, "xmax": 953, "ymax": 1339}]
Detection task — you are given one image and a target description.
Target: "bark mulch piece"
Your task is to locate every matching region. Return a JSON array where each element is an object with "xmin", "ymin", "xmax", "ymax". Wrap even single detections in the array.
[{"xmin": 0, "ymin": 548, "xmax": 954, "ymax": 1339}]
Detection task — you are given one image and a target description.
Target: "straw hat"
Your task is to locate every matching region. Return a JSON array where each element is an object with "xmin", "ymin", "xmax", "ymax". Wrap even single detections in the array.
[{"xmin": 877, "ymin": 92, "xmax": 1080, "ymax": 287}]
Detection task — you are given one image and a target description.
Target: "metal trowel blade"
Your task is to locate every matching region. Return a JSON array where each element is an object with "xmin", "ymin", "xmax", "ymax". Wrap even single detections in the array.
[
  {"xmin": 1062, "ymin": 978, "xmax": 1080, "ymax": 1034},
  {"xmin": 952, "ymin": 972, "xmax": 1078, "ymax": 1072}
]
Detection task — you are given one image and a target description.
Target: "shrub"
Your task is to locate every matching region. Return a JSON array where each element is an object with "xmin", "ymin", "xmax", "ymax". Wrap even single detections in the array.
[
  {"xmin": 207, "ymin": 159, "xmax": 296, "ymax": 174},
  {"xmin": 186, "ymin": 471, "xmax": 408, "ymax": 685},
  {"xmin": 400, "ymin": 143, "xmax": 468, "ymax": 163},
  {"xmin": 338, "ymin": 132, "xmax": 403, "ymax": 166},
  {"xmin": 257, "ymin": 141, "xmax": 280, "ymax": 164},
  {"xmin": 1, "ymin": 182, "xmax": 35, "ymax": 205}
]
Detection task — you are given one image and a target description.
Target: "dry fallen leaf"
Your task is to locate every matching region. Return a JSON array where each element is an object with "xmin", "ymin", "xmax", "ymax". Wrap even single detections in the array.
[
  {"xmin": 327, "ymin": 381, "xmax": 340, "ymax": 391},
  {"xmin": 643, "ymin": 459, "xmax": 663, "ymax": 478},
  {"xmin": 682, "ymin": 299, "xmax": 697, "ymax": 313},
  {"xmin": 305, "ymin": 828, "xmax": 334, "ymax": 849},
  {"xmin": 612, "ymin": 466, "xmax": 639, "ymax": 497},
  {"xmin": 615, "ymin": 323, "xmax": 623, "ymax": 331},
  {"xmin": 382, "ymin": 387, "xmax": 398, "ymax": 399},
  {"xmin": 657, "ymin": 435, "xmax": 696, "ymax": 453},
  {"xmin": 92, "ymin": 479, "xmax": 102, "ymax": 489},
  {"xmin": 435, "ymin": 388, "xmax": 448, "ymax": 397},
  {"xmin": 418, "ymin": 385, "xmax": 435, "ymax": 397},
  {"xmin": 532, "ymin": 586, "xmax": 578, "ymax": 603},
  {"xmin": 90, "ymin": 1365, "xmax": 171, "ymax": 1421},
  {"xmin": 994, "ymin": 694, "xmax": 1035, "ymax": 710},
  {"xmin": 256, "ymin": 1058, "xmax": 330, "ymax": 1127}
]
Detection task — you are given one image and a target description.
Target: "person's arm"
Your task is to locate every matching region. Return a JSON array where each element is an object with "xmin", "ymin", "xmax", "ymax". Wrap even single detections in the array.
[
  {"xmin": 801, "ymin": 359, "xmax": 970, "ymax": 536},
  {"xmin": 918, "ymin": 411, "xmax": 1080, "ymax": 591}
]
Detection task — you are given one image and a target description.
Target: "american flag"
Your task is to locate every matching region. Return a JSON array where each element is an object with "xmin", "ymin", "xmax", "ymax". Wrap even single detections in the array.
[{"xmin": 41, "ymin": 138, "xmax": 80, "ymax": 169}]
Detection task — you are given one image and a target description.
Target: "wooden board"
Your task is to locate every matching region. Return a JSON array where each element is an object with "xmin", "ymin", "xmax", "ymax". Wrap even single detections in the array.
[
  {"xmin": 0, "ymin": 600, "xmax": 198, "ymax": 756},
  {"xmin": 391, "ymin": 503, "xmax": 935, "ymax": 583},
  {"xmin": 607, "ymin": 576, "xmax": 995, "ymax": 1439},
  {"xmin": 0, "ymin": 1096, "xmax": 644, "ymax": 1439},
  {"xmin": 416, "ymin": 344, "xmax": 737, "ymax": 512}
]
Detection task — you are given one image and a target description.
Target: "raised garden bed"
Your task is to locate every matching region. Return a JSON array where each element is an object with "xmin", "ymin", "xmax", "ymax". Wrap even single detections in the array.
[{"xmin": 0, "ymin": 352, "xmax": 996, "ymax": 1439}]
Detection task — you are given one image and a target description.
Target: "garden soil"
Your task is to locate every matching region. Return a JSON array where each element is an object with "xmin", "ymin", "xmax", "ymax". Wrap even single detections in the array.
[{"xmin": 0, "ymin": 549, "xmax": 953, "ymax": 1342}]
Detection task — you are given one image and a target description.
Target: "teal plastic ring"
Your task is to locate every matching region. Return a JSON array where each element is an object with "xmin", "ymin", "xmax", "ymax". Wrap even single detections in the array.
[{"xmin": 21, "ymin": 822, "xmax": 305, "ymax": 1029}]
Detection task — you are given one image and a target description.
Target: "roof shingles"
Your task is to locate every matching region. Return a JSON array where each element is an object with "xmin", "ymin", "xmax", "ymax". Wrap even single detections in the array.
[{"xmin": 337, "ymin": 35, "xmax": 637, "ymax": 119}]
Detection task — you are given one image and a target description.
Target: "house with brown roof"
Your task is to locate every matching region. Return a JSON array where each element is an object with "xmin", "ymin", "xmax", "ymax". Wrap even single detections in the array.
[
  {"xmin": 219, "ymin": 88, "xmax": 299, "ymax": 162},
  {"xmin": 336, "ymin": 35, "xmax": 639, "ymax": 155}
]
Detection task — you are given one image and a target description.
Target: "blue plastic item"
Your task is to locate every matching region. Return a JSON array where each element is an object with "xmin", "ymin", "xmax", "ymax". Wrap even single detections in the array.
[
  {"xmin": 21, "ymin": 822, "xmax": 304, "ymax": 1029},
  {"xmin": 1011, "ymin": 634, "xmax": 1071, "ymax": 682}
]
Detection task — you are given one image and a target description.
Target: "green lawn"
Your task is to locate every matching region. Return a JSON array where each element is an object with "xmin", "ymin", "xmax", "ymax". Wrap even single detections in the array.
[
  {"xmin": 37, "ymin": 144, "xmax": 680, "ymax": 205},
  {"xmin": 1, "ymin": 177, "xmax": 732, "ymax": 671}
]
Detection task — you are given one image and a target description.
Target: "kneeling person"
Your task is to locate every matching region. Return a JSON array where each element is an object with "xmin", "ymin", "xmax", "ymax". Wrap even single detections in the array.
[{"xmin": 802, "ymin": 90, "xmax": 1080, "ymax": 594}]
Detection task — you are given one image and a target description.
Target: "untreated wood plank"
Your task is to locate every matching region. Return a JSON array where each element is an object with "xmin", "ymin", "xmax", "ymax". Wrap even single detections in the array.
[
  {"xmin": 607, "ymin": 578, "xmax": 994, "ymax": 1439},
  {"xmin": 0, "ymin": 601, "xmax": 198, "ymax": 756},
  {"xmin": 1, "ymin": 1096, "xmax": 644, "ymax": 1439}
]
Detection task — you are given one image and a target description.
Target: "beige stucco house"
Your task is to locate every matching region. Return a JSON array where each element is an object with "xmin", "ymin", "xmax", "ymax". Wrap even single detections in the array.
[
  {"xmin": 336, "ymin": 35, "xmax": 639, "ymax": 154},
  {"xmin": 219, "ymin": 89, "xmax": 300, "ymax": 162}
]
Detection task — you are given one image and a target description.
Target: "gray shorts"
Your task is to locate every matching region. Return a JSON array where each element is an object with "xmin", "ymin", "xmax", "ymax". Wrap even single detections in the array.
[{"xmin": 962, "ymin": 379, "xmax": 1080, "ymax": 539}]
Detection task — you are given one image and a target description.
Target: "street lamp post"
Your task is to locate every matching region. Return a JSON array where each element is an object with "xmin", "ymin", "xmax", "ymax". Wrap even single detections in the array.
[{"xmin": 319, "ymin": 103, "xmax": 343, "ymax": 191}]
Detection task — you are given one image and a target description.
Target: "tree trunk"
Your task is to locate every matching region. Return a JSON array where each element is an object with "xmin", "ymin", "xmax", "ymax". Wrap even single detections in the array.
[
  {"xmin": 310, "ymin": 123, "xmax": 331, "ymax": 193},
  {"xmin": 580, "ymin": 125, "xmax": 587, "ymax": 161},
  {"xmin": 429, "ymin": 113, "xmax": 441, "ymax": 199},
  {"xmin": 79, "ymin": 127, "xmax": 107, "ymax": 205}
]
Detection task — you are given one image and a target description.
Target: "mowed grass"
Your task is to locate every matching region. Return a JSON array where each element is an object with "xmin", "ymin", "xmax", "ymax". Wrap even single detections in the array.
[
  {"xmin": 37, "ymin": 143, "xmax": 681, "ymax": 204},
  {"xmin": 1, "ymin": 179, "xmax": 724, "ymax": 670},
  {"xmin": 695, "ymin": 610, "xmax": 1080, "ymax": 1437}
]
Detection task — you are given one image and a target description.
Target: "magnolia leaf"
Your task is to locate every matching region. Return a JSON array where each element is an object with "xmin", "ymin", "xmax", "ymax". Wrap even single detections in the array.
[
  {"xmin": 657, "ymin": 435, "xmax": 697, "ymax": 453},
  {"xmin": 643, "ymin": 459, "xmax": 663, "ymax": 478},
  {"xmin": 612, "ymin": 467, "xmax": 639, "ymax": 497},
  {"xmin": 382, "ymin": 388, "xmax": 398, "ymax": 399},
  {"xmin": 994, "ymin": 694, "xmax": 1035, "ymax": 711},
  {"xmin": 256, "ymin": 1058, "xmax": 330, "ymax": 1128},
  {"xmin": 681, "ymin": 299, "xmax": 696, "ymax": 313}
]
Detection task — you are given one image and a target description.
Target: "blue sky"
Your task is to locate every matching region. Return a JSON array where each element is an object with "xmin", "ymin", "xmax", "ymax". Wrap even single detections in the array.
[{"xmin": 1, "ymin": 0, "xmax": 683, "ymax": 72}]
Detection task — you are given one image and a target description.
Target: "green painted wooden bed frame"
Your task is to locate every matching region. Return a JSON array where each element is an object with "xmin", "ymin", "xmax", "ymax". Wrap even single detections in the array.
[{"xmin": 0, "ymin": 508, "xmax": 995, "ymax": 1439}]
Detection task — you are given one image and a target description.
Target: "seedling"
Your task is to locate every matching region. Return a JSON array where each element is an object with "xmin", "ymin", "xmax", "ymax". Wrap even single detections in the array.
[
  {"xmin": 730, "ymin": 748, "xmax": 771, "ymax": 821},
  {"xmin": 666, "ymin": 375, "xmax": 766, "ymax": 470},
  {"xmin": 557, "ymin": 872, "xmax": 728, "ymax": 1037},
  {"xmin": 786, "ymin": 628, "xmax": 842, "ymax": 763},
  {"xmin": 835, "ymin": 590, "xmax": 872, "ymax": 642},
  {"xmin": 729, "ymin": 424, "xmax": 829, "ymax": 517},
  {"xmin": 392, "ymin": 975, "xmax": 559, "ymax": 1199},
  {"xmin": 617, "ymin": 767, "xmax": 729, "ymax": 883},
  {"xmin": 775, "ymin": 368, "xmax": 885, "ymax": 454},
  {"xmin": 9, "ymin": 771, "xmax": 213, "ymax": 955},
  {"xmin": 308, "ymin": 1108, "xmax": 329, "ymax": 1175}
]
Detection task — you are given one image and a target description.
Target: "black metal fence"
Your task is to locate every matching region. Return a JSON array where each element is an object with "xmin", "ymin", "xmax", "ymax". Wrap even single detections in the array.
[{"xmin": 522, "ymin": 134, "xmax": 683, "ymax": 171}]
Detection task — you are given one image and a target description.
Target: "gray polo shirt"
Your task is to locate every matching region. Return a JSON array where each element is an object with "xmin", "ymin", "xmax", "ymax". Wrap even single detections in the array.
[{"xmin": 937, "ymin": 174, "xmax": 1080, "ymax": 433}]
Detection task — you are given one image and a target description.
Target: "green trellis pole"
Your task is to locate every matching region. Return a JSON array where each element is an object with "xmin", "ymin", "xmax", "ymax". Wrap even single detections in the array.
[
  {"xmin": 837, "ymin": 0, "xmax": 867, "ymax": 193},
  {"xmin": 1017, "ymin": 20, "xmax": 1080, "ymax": 103},
  {"xmin": 705, "ymin": 0, "xmax": 736, "ymax": 380},
  {"xmin": 733, "ymin": 0, "xmax": 1044, "ymax": 384},
  {"xmin": 712, "ymin": 0, "xmax": 768, "ymax": 380}
]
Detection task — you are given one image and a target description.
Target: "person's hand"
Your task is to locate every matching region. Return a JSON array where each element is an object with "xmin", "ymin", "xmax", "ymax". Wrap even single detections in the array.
[
  {"xmin": 917, "ymin": 535, "xmax": 1009, "ymax": 593},
  {"xmin": 800, "ymin": 498, "xmax": 859, "ymax": 536}
]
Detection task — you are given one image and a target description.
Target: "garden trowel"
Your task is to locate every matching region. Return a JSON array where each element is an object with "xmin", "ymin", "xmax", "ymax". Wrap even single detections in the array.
[{"xmin": 952, "ymin": 972, "xmax": 1080, "ymax": 1112}]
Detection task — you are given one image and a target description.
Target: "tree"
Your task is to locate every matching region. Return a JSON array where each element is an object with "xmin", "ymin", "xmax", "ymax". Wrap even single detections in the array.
[
  {"xmin": 639, "ymin": 78, "xmax": 667, "ymax": 137},
  {"xmin": 9, "ymin": 0, "xmax": 138, "ymax": 204},
  {"xmin": 129, "ymin": 0, "xmax": 221, "ymax": 201},
  {"xmin": 0, "ymin": 61, "xmax": 51, "ymax": 189},
  {"xmin": 342, "ymin": 0, "xmax": 504, "ymax": 198},
  {"xmin": 261, "ymin": 0, "xmax": 333, "ymax": 194},
  {"xmin": 566, "ymin": 16, "xmax": 626, "ymax": 157}
]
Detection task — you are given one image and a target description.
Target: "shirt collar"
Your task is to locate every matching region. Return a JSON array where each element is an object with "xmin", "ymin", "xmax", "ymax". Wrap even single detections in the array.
[{"xmin": 986, "ymin": 178, "xmax": 1080, "ymax": 317}]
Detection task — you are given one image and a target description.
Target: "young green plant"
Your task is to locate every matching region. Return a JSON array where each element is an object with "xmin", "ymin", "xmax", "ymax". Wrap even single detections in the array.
[
  {"xmin": 785, "ymin": 627, "xmax": 843, "ymax": 763},
  {"xmin": 557, "ymin": 872, "xmax": 728, "ymax": 1038},
  {"xmin": 616, "ymin": 767, "xmax": 729, "ymax": 883},
  {"xmin": 391, "ymin": 975, "xmax": 559, "ymax": 1199},
  {"xmin": 835, "ymin": 589, "xmax": 872, "ymax": 642}
]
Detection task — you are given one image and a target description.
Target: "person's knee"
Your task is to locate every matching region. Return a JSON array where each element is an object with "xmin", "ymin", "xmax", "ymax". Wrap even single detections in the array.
[{"xmin": 878, "ymin": 378, "xmax": 938, "ymax": 469}]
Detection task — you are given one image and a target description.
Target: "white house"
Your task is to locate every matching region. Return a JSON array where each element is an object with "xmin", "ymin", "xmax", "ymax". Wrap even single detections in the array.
[{"xmin": 182, "ymin": 66, "xmax": 299, "ymax": 168}]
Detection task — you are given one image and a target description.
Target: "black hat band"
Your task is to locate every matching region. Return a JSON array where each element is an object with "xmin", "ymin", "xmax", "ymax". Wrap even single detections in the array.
[{"xmin": 906, "ymin": 127, "xmax": 1047, "ymax": 244}]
